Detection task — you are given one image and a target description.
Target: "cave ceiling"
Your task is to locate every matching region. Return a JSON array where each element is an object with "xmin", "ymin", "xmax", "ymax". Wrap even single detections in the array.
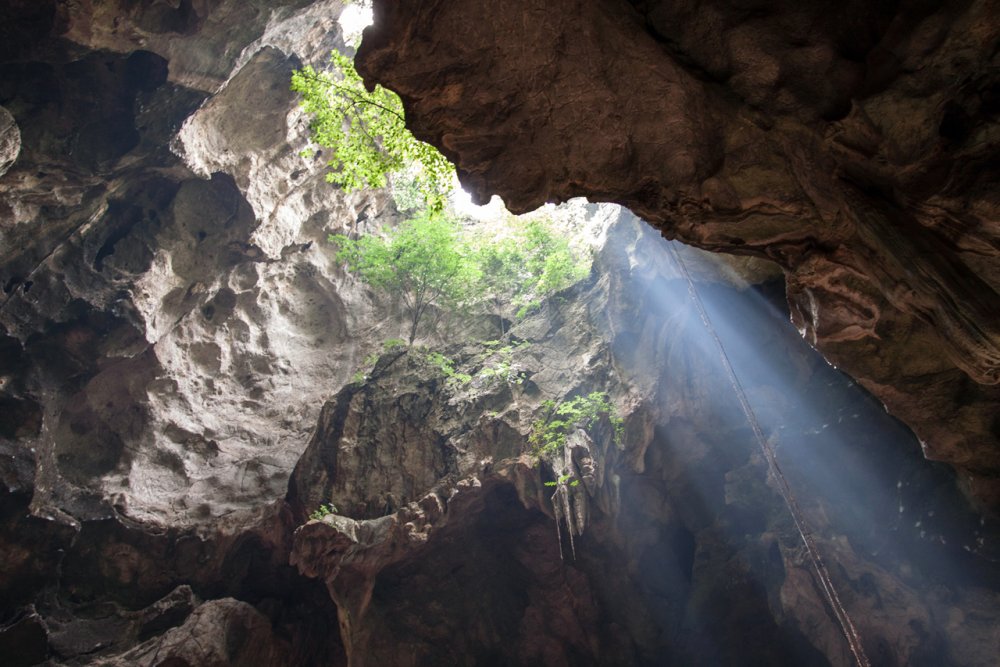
[{"xmin": 355, "ymin": 0, "xmax": 1000, "ymax": 505}]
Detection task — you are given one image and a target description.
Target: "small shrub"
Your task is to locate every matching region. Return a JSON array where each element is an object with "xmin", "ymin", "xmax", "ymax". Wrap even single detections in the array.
[
  {"xmin": 349, "ymin": 351, "xmax": 381, "ymax": 384},
  {"xmin": 515, "ymin": 300, "xmax": 541, "ymax": 320},
  {"xmin": 530, "ymin": 391, "xmax": 623, "ymax": 457},
  {"xmin": 473, "ymin": 340, "xmax": 530, "ymax": 387},
  {"xmin": 476, "ymin": 342, "xmax": 525, "ymax": 386},
  {"xmin": 544, "ymin": 473, "xmax": 581, "ymax": 487},
  {"xmin": 383, "ymin": 338, "xmax": 407, "ymax": 351},
  {"xmin": 309, "ymin": 503, "xmax": 338, "ymax": 521},
  {"xmin": 349, "ymin": 340, "xmax": 408, "ymax": 384},
  {"xmin": 420, "ymin": 349, "xmax": 472, "ymax": 388}
]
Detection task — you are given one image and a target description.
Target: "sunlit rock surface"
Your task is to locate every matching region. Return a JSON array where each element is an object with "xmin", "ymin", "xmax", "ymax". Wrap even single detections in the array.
[
  {"xmin": 1, "ymin": 1, "xmax": 999, "ymax": 665},
  {"xmin": 0, "ymin": 0, "xmax": 402, "ymax": 528},
  {"xmin": 286, "ymin": 215, "xmax": 1000, "ymax": 666},
  {"xmin": 1, "ymin": 1, "xmax": 369, "ymax": 663},
  {"xmin": 355, "ymin": 0, "xmax": 1000, "ymax": 506}
]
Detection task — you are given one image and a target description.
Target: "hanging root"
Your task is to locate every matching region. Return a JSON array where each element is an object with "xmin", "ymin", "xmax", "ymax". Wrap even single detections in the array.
[
  {"xmin": 553, "ymin": 486, "xmax": 565, "ymax": 561},
  {"xmin": 667, "ymin": 242, "xmax": 872, "ymax": 667},
  {"xmin": 551, "ymin": 482, "xmax": 577, "ymax": 561}
]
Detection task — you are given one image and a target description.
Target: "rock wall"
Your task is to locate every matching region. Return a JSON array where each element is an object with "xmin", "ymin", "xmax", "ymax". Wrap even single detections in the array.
[
  {"xmin": 1, "ymin": 1, "xmax": 999, "ymax": 665},
  {"xmin": 354, "ymin": 0, "xmax": 1000, "ymax": 507},
  {"xmin": 0, "ymin": 0, "xmax": 411, "ymax": 528},
  {"xmin": 287, "ymin": 215, "xmax": 1000, "ymax": 666},
  {"xmin": 0, "ymin": 1, "xmax": 384, "ymax": 663}
]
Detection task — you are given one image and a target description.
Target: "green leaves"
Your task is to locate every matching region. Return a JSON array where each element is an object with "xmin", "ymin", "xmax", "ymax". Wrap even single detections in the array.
[
  {"xmin": 291, "ymin": 51, "xmax": 453, "ymax": 211},
  {"xmin": 423, "ymin": 350, "xmax": 473, "ymax": 386},
  {"xmin": 330, "ymin": 212, "xmax": 477, "ymax": 343},
  {"xmin": 544, "ymin": 473, "xmax": 581, "ymax": 487},
  {"xmin": 294, "ymin": 51, "xmax": 594, "ymax": 346},
  {"xmin": 474, "ymin": 341, "xmax": 529, "ymax": 386},
  {"xmin": 529, "ymin": 392, "xmax": 624, "ymax": 457},
  {"xmin": 330, "ymin": 209, "xmax": 593, "ymax": 345},
  {"xmin": 520, "ymin": 218, "xmax": 589, "ymax": 295},
  {"xmin": 470, "ymin": 216, "xmax": 589, "ymax": 335},
  {"xmin": 308, "ymin": 503, "xmax": 338, "ymax": 521}
]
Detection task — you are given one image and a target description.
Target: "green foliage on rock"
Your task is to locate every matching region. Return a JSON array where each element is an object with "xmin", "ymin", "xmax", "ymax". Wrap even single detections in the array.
[
  {"xmin": 291, "ymin": 51, "xmax": 453, "ymax": 211},
  {"xmin": 423, "ymin": 349, "xmax": 473, "ymax": 386},
  {"xmin": 349, "ymin": 338, "xmax": 409, "ymax": 383},
  {"xmin": 545, "ymin": 473, "xmax": 580, "ymax": 488},
  {"xmin": 474, "ymin": 340, "xmax": 529, "ymax": 386},
  {"xmin": 530, "ymin": 391, "xmax": 624, "ymax": 457},
  {"xmin": 331, "ymin": 212, "xmax": 477, "ymax": 344},
  {"xmin": 471, "ymin": 217, "xmax": 589, "ymax": 335},
  {"xmin": 309, "ymin": 503, "xmax": 338, "ymax": 521},
  {"xmin": 331, "ymin": 210, "xmax": 592, "ymax": 345}
]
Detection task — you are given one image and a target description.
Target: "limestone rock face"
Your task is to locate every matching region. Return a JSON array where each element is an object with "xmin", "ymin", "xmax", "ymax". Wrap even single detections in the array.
[
  {"xmin": 0, "ymin": 0, "xmax": 399, "ymax": 529},
  {"xmin": 355, "ymin": 0, "xmax": 1000, "ymax": 505},
  {"xmin": 0, "ymin": 1, "xmax": 377, "ymax": 663},
  {"xmin": 287, "ymin": 215, "xmax": 1000, "ymax": 667},
  {"xmin": 2, "ymin": 1, "xmax": 999, "ymax": 665}
]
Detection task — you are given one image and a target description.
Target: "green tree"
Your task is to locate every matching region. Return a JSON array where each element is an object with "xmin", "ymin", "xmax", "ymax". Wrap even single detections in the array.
[
  {"xmin": 291, "ymin": 51, "xmax": 453, "ymax": 211},
  {"xmin": 331, "ymin": 212, "xmax": 477, "ymax": 344},
  {"xmin": 473, "ymin": 234, "xmax": 524, "ymax": 337},
  {"xmin": 472, "ymin": 217, "xmax": 589, "ymax": 336},
  {"xmin": 521, "ymin": 218, "xmax": 588, "ymax": 296}
]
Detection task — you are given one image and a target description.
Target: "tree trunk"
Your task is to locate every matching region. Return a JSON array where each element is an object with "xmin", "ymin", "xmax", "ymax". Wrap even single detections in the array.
[{"xmin": 408, "ymin": 312, "xmax": 419, "ymax": 345}]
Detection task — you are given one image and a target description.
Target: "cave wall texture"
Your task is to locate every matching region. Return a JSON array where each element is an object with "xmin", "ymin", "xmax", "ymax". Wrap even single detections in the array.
[
  {"xmin": 355, "ymin": 0, "xmax": 1000, "ymax": 507},
  {"xmin": 0, "ymin": 1, "xmax": 385, "ymax": 664},
  {"xmin": 0, "ymin": 0, "xmax": 999, "ymax": 666},
  {"xmin": 286, "ymin": 214, "xmax": 1000, "ymax": 666}
]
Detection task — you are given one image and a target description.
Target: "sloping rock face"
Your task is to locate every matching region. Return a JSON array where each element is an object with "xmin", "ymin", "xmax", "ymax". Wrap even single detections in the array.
[
  {"xmin": 0, "ymin": 0, "xmax": 405, "ymax": 528},
  {"xmin": 354, "ymin": 0, "xmax": 1000, "ymax": 507},
  {"xmin": 0, "ymin": 1, "xmax": 391, "ymax": 663},
  {"xmin": 287, "ymin": 215, "xmax": 1000, "ymax": 666}
]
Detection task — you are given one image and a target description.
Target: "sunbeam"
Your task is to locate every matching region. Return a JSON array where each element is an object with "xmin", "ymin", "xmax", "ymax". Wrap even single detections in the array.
[{"xmin": 606, "ymin": 213, "xmax": 998, "ymax": 665}]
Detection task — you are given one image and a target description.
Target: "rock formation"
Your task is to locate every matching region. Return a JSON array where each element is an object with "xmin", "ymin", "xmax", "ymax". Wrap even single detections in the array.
[
  {"xmin": 355, "ymin": 0, "xmax": 1000, "ymax": 507},
  {"xmin": 1, "ymin": 0, "xmax": 377, "ymax": 663},
  {"xmin": 286, "ymin": 215, "xmax": 1000, "ymax": 666},
  {"xmin": 1, "ymin": 1, "xmax": 998, "ymax": 665}
]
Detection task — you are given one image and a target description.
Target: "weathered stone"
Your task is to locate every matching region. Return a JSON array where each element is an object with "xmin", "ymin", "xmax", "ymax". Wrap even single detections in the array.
[
  {"xmin": 355, "ymin": 0, "xmax": 1000, "ymax": 506},
  {"xmin": 0, "ymin": 607, "xmax": 47, "ymax": 667},
  {"xmin": 287, "ymin": 216, "xmax": 1000, "ymax": 666},
  {"xmin": 0, "ymin": 106, "xmax": 19, "ymax": 178},
  {"xmin": 0, "ymin": 2, "xmax": 368, "ymax": 663},
  {"xmin": 0, "ymin": 0, "xmax": 406, "ymax": 528},
  {"xmin": 2, "ymin": 1, "xmax": 999, "ymax": 665},
  {"xmin": 94, "ymin": 598, "xmax": 292, "ymax": 667}
]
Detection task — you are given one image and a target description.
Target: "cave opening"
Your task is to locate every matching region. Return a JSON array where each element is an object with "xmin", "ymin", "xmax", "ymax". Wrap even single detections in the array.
[{"xmin": 2, "ymin": 0, "xmax": 999, "ymax": 665}]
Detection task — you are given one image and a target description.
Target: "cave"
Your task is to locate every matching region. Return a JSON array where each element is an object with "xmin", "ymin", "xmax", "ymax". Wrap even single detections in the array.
[{"xmin": 1, "ymin": 1, "xmax": 998, "ymax": 665}]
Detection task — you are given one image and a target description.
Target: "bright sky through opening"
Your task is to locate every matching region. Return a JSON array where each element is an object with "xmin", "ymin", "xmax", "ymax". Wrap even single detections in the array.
[{"xmin": 338, "ymin": 3, "xmax": 373, "ymax": 46}]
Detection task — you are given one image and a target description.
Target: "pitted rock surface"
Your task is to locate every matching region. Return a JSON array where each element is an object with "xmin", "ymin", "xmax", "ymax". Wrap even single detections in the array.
[{"xmin": 1, "ymin": 2, "xmax": 999, "ymax": 665}]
